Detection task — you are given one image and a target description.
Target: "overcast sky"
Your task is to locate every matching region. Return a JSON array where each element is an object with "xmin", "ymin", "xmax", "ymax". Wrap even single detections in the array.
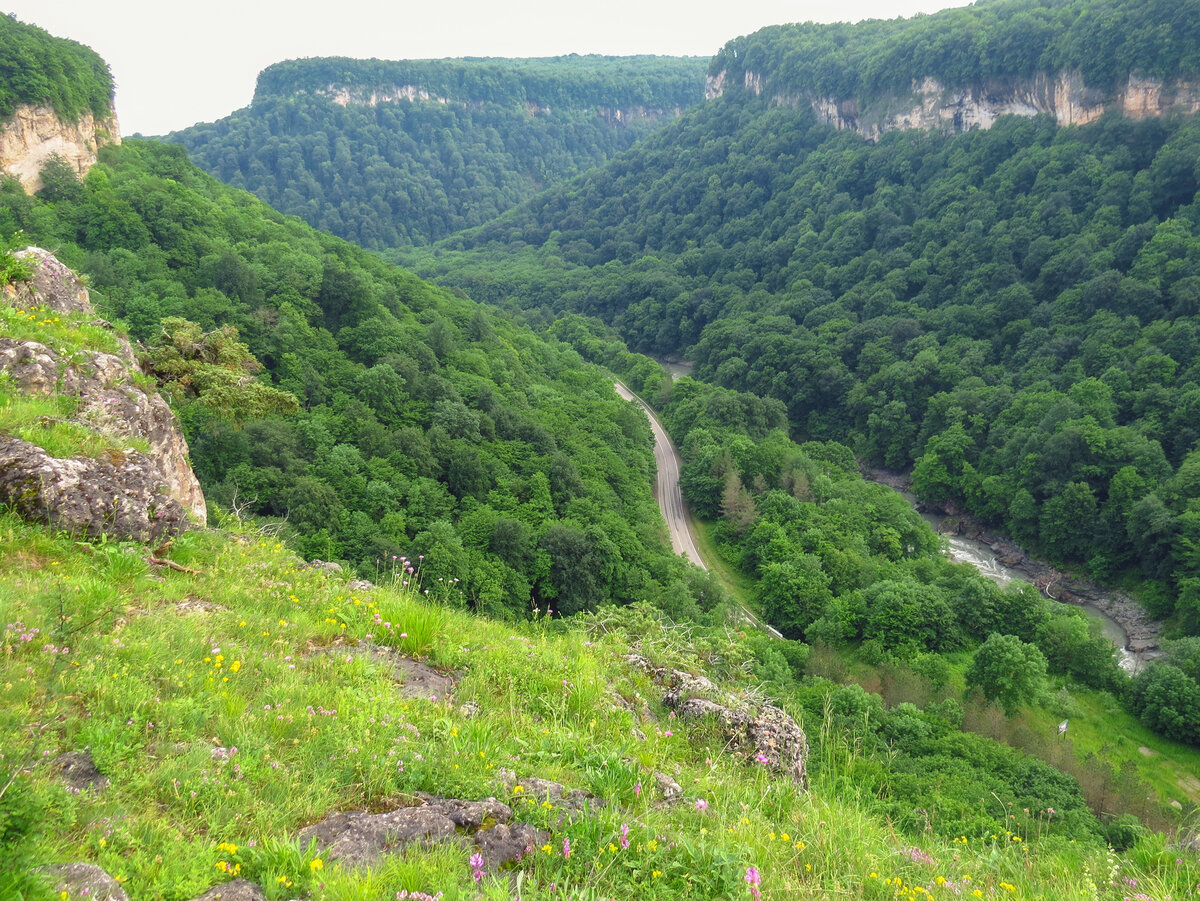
[{"xmin": 8, "ymin": 0, "xmax": 970, "ymax": 136}]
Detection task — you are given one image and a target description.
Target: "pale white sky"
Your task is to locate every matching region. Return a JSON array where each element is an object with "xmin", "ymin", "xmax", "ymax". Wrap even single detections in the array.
[{"xmin": 7, "ymin": 0, "xmax": 969, "ymax": 136}]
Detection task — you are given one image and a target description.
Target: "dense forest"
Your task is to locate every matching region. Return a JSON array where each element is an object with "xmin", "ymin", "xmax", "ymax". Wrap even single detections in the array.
[
  {"xmin": 6, "ymin": 139, "xmax": 729, "ymax": 621},
  {"xmin": 711, "ymin": 0, "xmax": 1200, "ymax": 100},
  {"xmin": 407, "ymin": 75, "xmax": 1200, "ymax": 641},
  {"xmin": 166, "ymin": 56, "xmax": 706, "ymax": 247},
  {"xmin": 0, "ymin": 13, "xmax": 112, "ymax": 121}
]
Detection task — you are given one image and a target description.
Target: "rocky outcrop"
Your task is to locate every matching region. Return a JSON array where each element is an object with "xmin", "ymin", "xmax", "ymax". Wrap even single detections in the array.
[
  {"xmin": 313, "ymin": 84, "xmax": 683, "ymax": 126},
  {"xmin": 707, "ymin": 69, "xmax": 1200, "ymax": 141},
  {"xmin": 0, "ymin": 248, "xmax": 206, "ymax": 539},
  {"xmin": 0, "ymin": 105, "xmax": 119, "ymax": 193},
  {"xmin": 0, "ymin": 438, "xmax": 192, "ymax": 541},
  {"xmin": 596, "ymin": 105, "xmax": 685, "ymax": 126},
  {"xmin": 316, "ymin": 84, "xmax": 452, "ymax": 107},
  {"xmin": 626, "ymin": 655, "xmax": 809, "ymax": 789},
  {"xmin": 297, "ymin": 794, "xmax": 547, "ymax": 870}
]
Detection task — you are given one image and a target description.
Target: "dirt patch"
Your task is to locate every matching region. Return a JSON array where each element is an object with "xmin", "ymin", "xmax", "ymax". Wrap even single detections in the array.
[
  {"xmin": 1138, "ymin": 746, "xmax": 1157, "ymax": 757},
  {"xmin": 175, "ymin": 595, "xmax": 225, "ymax": 614}
]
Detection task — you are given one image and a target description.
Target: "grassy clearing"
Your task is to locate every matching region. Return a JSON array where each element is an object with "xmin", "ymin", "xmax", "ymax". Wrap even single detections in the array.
[
  {"xmin": 2, "ymin": 510, "xmax": 1199, "ymax": 900},
  {"xmin": 692, "ymin": 519, "xmax": 755, "ymax": 608}
]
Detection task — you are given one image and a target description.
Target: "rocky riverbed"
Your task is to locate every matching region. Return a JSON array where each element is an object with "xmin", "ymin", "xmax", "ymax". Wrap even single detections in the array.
[{"xmin": 866, "ymin": 468, "xmax": 1163, "ymax": 664}]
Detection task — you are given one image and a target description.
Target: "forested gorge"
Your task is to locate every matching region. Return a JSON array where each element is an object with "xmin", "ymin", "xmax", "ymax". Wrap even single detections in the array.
[
  {"xmin": 412, "ymin": 88, "xmax": 1200, "ymax": 641},
  {"xmin": 8, "ymin": 7, "xmax": 1200, "ymax": 875},
  {"xmin": 6, "ymin": 139, "xmax": 722, "ymax": 621},
  {"xmin": 167, "ymin": 56, "xmax": 706, "ymax": 248}
]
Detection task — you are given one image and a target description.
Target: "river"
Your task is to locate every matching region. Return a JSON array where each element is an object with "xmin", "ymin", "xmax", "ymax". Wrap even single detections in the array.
[
  {"xmin": 919, "ymin": 505, "xmax": 1137, "ymax": 671},
  {"xmin": 872, "ymin": 476, "xmax": 1155, "ymax": 672}
]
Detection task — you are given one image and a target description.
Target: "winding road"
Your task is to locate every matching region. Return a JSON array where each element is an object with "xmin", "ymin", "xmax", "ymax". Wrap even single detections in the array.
[
  {"xmin": 613, "ymin": 381, "xmax": 706, "ymax": 569},
  {"xmin": 615, "ymin": 380, "xmax": 784, "ymax": 639}
]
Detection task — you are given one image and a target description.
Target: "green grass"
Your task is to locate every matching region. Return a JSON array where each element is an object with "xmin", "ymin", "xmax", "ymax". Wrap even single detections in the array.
[
  {"xmin": 692, "ymin": 519, "xmax": 755, "ymax": 608},
  {"xmin": 0, "ymin": 302, "xmax": 124, "ymax": 356},
  {"xmin": 2, "ymin": 510, "xmax": 1199, "ymax": 900},
  {"xmin": 0, "ymin": 301, "xmax": 151, "ymax": 459}
]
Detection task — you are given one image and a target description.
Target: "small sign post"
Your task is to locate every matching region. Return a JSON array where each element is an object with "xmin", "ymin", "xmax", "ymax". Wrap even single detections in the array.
[{"xmin": 1058, "ymin": 719, "xmax": 1069, "ymax": 737}]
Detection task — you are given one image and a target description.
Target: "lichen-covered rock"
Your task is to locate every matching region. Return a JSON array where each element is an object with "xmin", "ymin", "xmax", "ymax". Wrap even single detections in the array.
[
  {"xmin": 0, "ymin": 248, "xmax": 206, "ymax": 534},
  {"xmin": 0, "ymin": 436, "xmax": 191, "ymax": 541},
  {"xmin": 627, "ymin": 654, "xmax": 809, "ymax": 789},
  {"xmin": 297, "ymin": 805, "xmax": 458, "ymax": 867},
  {"xmin": 43, "ymin": 862, "xmax": 128, "ymax": 901},
  {"xmin": 296, "ymin": 794, "xmax": 542, "ymax": 871},
  {"xmin": 472, "ymin": 821, "xmax": 547, "ymax": 870}
]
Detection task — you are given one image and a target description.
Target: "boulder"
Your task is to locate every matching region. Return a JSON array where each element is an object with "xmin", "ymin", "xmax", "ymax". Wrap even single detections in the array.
[
  {"xmin": 0, "ymin": 436, "xmax": 191, "ymax": 541},
  {"xmin": 0, "ymin": 439, "xmax": 189, "ymax": 542}
]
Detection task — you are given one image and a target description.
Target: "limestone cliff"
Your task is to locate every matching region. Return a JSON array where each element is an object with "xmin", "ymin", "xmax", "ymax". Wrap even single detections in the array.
[
  {"xmin": 0, "ymin": 104, "xmax": 120, "ymax": 193},
  {"xmin": 313, "ymin": 83, "xmax": 683, "ymax": 125},
  {"xmin": 0, "ymin": 249, "xmax": 205, "ymax": 541},
  {"xmin": 706, "ymin": 69, "xmax": 1200, "ymax": 141}
]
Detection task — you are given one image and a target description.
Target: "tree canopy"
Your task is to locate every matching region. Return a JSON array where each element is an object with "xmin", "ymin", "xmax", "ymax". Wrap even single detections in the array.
[{"xmin": 0, "ymin": 13, "xmax": 113, "ymax": 121}]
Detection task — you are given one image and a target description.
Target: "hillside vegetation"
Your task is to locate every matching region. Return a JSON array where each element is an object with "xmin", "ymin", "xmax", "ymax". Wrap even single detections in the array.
[
  {"xmin": 406, "ymin": 1, "xmax": 1200, "ymax": 646},
  {"xmin": 5, "ymin": 505, "xmax": 1198, "ymax": 901},
  {"xmin": 711, "ymin": 0, "xmax": 1200, "ymax": 100},
  {"xmin": 5, "ymin": 137, "xmax": 719, "ymax": 621},
  {"xmin": 0, "ymin": 14, "xmax": 113, "ymax": 122},
  {"xmin": 167, "ymin": 56, "xmax": 706, "ymax": 247}
]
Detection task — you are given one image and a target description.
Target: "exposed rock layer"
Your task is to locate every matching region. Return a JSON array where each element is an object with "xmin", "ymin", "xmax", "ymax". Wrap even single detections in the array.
[
  {"xmin": 0, "ymin": 104, "xmax": 119, "ymax": 192},
  {"xmin": 706, "ymin": 69, "xmax": 1200, "ymax": 140}
]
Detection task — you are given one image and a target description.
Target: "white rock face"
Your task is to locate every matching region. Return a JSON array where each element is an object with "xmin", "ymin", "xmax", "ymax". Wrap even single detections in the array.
[
  {"xmin": 707, "ymin": 69, "xmax": 1200, "ymax": 141},
  {"xmin": 316, "ymin": 84, "xmax": 451, "ymax": 106},
  {"xmin": 0, "ymin": 104, "xmax": 120, "ymax": 192}
]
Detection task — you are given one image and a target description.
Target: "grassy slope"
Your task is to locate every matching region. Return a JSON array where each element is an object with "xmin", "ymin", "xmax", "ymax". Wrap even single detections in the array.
[{"xmin": 4, "ymin": 511, "xmax": 1195, "ymax": 901}]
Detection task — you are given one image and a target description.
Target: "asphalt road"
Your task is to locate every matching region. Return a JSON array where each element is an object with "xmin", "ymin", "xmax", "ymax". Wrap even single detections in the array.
[{"xmin": 613, "ymin": 381, "xmax": 706, "ymax": 570}]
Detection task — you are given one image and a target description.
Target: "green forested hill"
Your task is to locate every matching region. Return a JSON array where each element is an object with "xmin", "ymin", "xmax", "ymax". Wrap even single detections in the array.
[
  {"xmin": 404, "ymin": 0, "xmax": 1200, "ymax": 638},
  {"xmin": 711, "ymin": 0, "xmax": 1200, "ymax": 100},
  {"xmin": 165, "ymin": 55, "xmax": 706, "ymax": 247},
  {"xmin": 0, "ymin": 13, "xmax": 112, "ymax": 121},
  {"xmin": 3, "ymin": 138, "xmax": 723, "ymax": 619}
]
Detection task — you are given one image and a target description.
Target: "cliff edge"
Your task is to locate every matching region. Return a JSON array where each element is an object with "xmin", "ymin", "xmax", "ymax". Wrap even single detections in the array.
[{"xmin": 706, "ymin": 69, "xmax": 1200, "ymax": 141}]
